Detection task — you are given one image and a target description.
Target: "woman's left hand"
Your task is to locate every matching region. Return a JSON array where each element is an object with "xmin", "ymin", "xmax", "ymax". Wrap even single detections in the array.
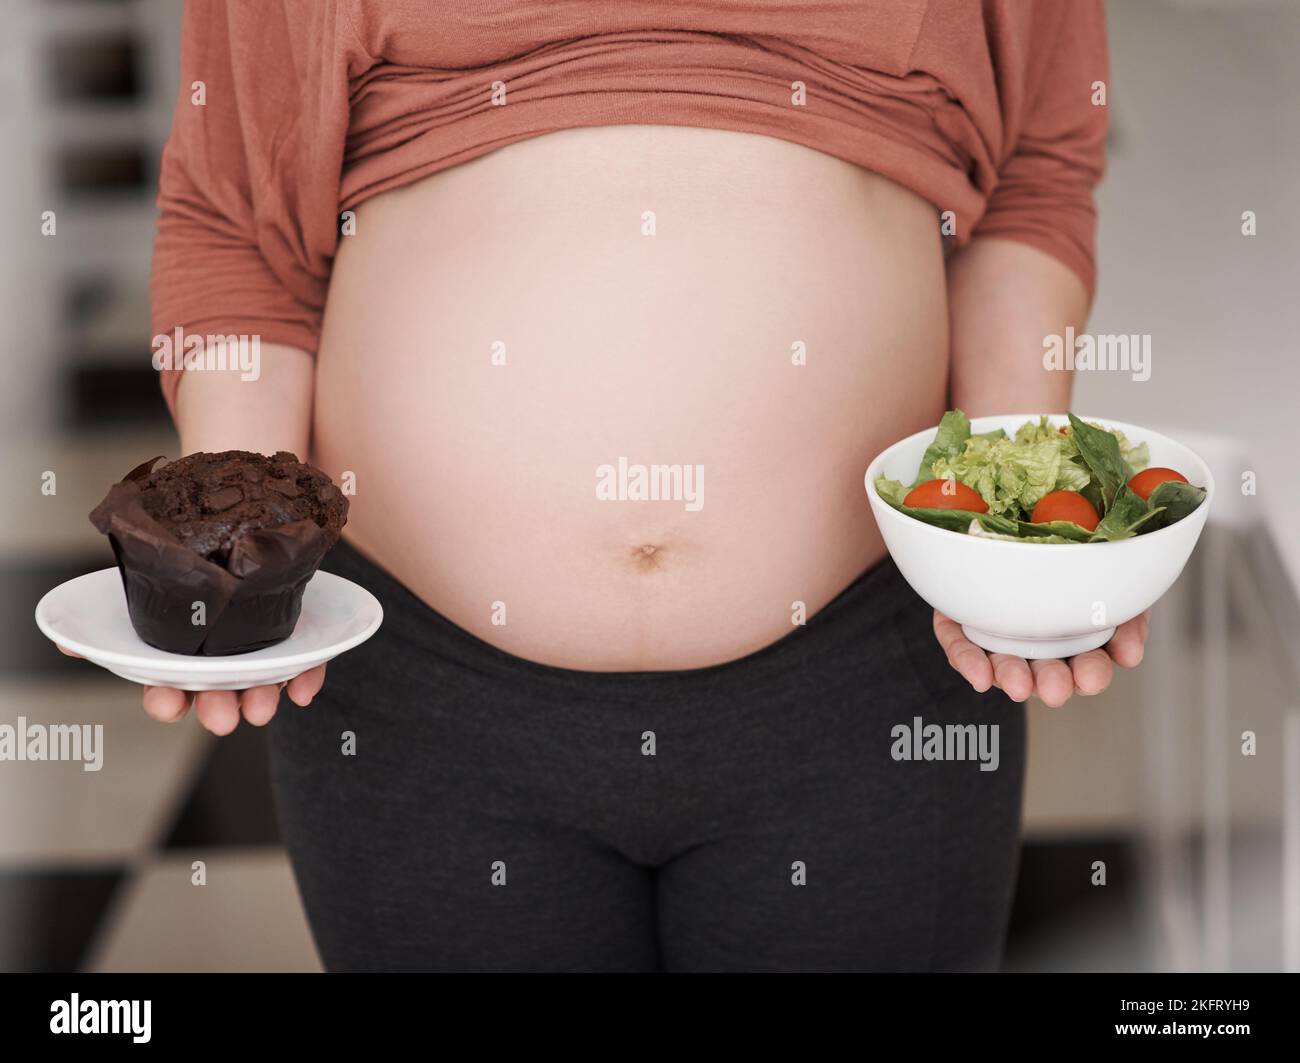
[{"xmin": 932, "ymin": 609, "xmax": 1150, "ymax": 707}]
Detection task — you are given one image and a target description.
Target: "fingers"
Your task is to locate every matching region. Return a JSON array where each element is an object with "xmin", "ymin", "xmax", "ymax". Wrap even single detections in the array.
[
  {"xmin": 142, "ymin": 686, "xmax": 191, "ymax": 723},
  {"xmin": 194, "ymin": 690, "xmax": 241, "ymax": 736},
  {"xmin": 286, "ymin": 664, "xmax": 327, "ymax": 707},
  {"xmin": 239, "ymin": 684, "xmax": 283, "ymax": 727},
  {"xmin": 1106, "ymin": 612, "xmax": 1149, "ymax": 669},
  {"xmin": 56, "ymin": 645, "xmax": 83, "ymax": 659},
  {"xmin": 989, "ymin": 653, "xmax": 1034, "ymax": 702},
  {"xmin": 140, "ymin": 667, "xmax": 323, "ymax": 734},
  {"xmin": 1016, "ymin": 612, "xmax": 1149, "ymax": 707},
  {"xmin": 1029, "ymin": 658, "xmax": 1075, "ymax": 708},
  {"xmin": 932, "ymin": 612, "xmax": 1060, "ymax": 704},
  {"xmin": 1069, "ymin": 648, "xmax": 1113, "ymax": 696},
  {"xmin": 932, "ymin": 612, "xmax": 994, "ymax": 692},
  {"xmin": 936, "ymin": 610, "xmax": 1153, "ymax": 709}
]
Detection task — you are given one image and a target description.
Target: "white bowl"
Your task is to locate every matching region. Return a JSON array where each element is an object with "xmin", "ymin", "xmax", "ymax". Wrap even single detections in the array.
[{"xmin": 864, "ymin": 414, "xmax": 1214, "ymax": 659}]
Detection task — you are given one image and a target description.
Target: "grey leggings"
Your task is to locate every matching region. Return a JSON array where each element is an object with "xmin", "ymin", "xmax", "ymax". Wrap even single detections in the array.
[{"xmin": 268, "ymin": 539, "xmax": 1025, "ymax": 972}]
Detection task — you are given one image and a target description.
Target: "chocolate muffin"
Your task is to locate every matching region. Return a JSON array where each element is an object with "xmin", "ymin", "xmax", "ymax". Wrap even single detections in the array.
[
  {"xmin": 90, "ymin": 452, "xmax": 350, "ymax": 656},
  {"xmin": 137, "ymin": 451, "xmax": 347, "ymax": 563}
]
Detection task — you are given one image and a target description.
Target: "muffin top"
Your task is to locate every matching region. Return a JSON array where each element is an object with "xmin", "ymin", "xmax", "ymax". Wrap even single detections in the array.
[{"xmin": 137, "ymin": 451, "xmax": 348, "ymax": 563}]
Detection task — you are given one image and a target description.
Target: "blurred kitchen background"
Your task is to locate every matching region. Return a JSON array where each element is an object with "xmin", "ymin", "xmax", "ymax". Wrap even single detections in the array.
[{"xmin": 1, "ymin": 0, "xmax": 1297, "ymax": 972}]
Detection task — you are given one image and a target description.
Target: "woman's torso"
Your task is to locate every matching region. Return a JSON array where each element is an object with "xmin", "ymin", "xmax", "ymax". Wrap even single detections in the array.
[{"xmin": 313, "ymin": 125, "xmax": 947, "ymax": 670}]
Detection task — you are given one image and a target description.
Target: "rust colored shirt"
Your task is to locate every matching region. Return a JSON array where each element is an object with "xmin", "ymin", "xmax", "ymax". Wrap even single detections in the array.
[{"xmin": 152, "ymin": 0, "xmax": 1108, "ymax": 411}]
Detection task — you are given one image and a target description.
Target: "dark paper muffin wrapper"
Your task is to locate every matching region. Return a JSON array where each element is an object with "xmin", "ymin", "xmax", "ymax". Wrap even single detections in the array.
[{"xmin": 89, "ymin": 458, "xmax": 338, "ymax": 656}]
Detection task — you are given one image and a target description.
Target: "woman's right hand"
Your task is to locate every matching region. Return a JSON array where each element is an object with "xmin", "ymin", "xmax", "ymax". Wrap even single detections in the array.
[
  {"xmin": 73, "ymin": 339, "xmax": 328, "ymax": 734},
  {"xmin": 141, "ymin": 668, "xmax": 328, "ymax": 734},
  {"xmin": 154, "ymin": 339, "xmax": 328, "ymax": 733},
  {"xmin": 57, "ymin": 645, "xmax": 326, "ymax": 734}
]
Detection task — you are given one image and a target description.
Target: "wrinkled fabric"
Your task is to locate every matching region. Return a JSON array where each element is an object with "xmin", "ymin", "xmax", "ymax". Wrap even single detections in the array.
[{"xmin": 152, "ymin": 0, "xmax": 1108, "ymax": 413}]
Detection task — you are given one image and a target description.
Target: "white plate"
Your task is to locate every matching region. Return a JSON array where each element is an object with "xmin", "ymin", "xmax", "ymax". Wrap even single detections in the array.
[{"xmin": 35, "ymin": 568, "xmax": 383, "ymax": 690}]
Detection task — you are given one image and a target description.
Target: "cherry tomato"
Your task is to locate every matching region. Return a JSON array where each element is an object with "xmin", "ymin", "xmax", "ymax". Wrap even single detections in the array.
[
  {"xmin": 1030, "ymin": 490, "xmax": 1100, "ymax": 531},
  {"xmin": 904, "ymin": 478, "xmax": 989, "ymax": 512},
  {"xmin": 1128, "ymin": 466, "xmax": 1188, "ymax": 501}
]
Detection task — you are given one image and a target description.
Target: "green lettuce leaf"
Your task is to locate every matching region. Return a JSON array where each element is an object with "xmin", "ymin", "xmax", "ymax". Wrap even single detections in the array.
[
  {"xmin": 912, "ymin": 410, "xmax": 971, "ymax": 485},
  {"xmin": 1067, "ymin": 413, "xmax": 1130, "ymax": 512},
  {"xmin": 932, "ymin": 435, "xmax": 1085, "ymax": 517},
  {"xmin": 971, "ymin": 525, "xmax": 1075, "ymax": 544},
  {"xmin": 892, "ymin": 508, "xmax": 1002, "ymax": 534},
  {"xmin": 1118, "ymin": 435, "xmax": 1150, "ymax": 473},
  {"xmin": 1144, "ymin": 480, "xmax": 1206, "ymax": 531},
  {"xmin": 1090, "ymin": 485, "xmax": 1163, "ymax": 540},
  {"xmin": 1017, "ymin": 519, "xmax": 1094, "ymax": 542},
  {"xmin": 1013, "ymin": 416, "xmax": 1067, "ymax": 446},
  {"xmin": 1079, "ymin": 476, "xmax": 1106, "ymax": 517},
  {"xmin": 874, "ymin": 475, "xmax": 909, "ymax": 508}
]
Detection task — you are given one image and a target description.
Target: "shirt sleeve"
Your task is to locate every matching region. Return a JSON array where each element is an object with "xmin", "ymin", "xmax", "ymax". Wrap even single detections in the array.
[
  {"xmin": 971, "ymin": 0, "xmax": 1109, "ymax": 304},
  {"xmin": 150, "ymin": 0, "xmax": 359, "ymax": 418}
]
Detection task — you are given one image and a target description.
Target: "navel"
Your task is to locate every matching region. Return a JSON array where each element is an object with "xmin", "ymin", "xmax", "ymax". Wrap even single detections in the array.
[{"xmin": 629, "ymin": 543, "xmax": 667, "ymax": 571}]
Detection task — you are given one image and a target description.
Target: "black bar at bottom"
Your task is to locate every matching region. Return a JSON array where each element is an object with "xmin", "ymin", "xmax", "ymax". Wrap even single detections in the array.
[{"xmin": 0, "ymin": 971, "xmax": 1287, "ymax": 1050}]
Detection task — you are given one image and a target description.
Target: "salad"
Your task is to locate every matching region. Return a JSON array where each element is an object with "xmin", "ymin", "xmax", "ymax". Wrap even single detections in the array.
[{"xmin": 874, "ymin": 411, "xmax": 1206, "ymax": 543}]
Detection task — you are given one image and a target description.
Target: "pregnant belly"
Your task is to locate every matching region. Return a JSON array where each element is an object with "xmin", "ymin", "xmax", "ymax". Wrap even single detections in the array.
[{"xmin": 313, "ymin": 125, "xmax": 948, "ymax": 670}]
